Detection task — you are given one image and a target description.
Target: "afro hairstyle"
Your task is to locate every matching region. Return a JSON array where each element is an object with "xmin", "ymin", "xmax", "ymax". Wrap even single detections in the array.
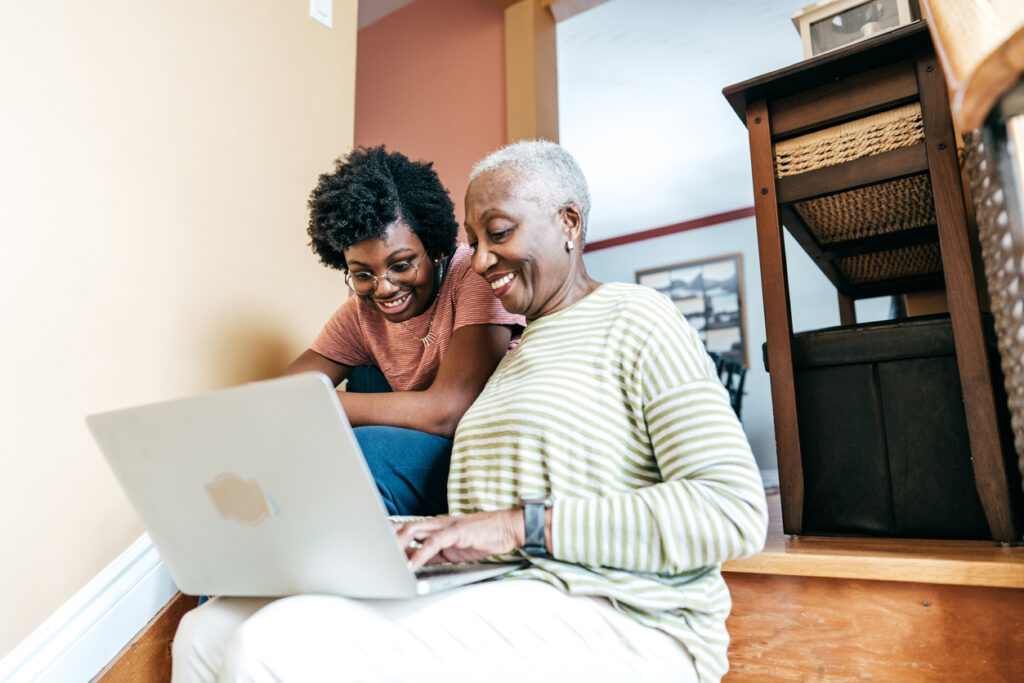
[{"xmin": 307, "ymin": 145, "xmax": 458, "ymax": 271}]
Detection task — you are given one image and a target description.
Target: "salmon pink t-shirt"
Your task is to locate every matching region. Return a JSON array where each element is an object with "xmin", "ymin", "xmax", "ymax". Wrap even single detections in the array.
[{"xmin": 310, "ymin": 244, "xmax": 524, "ymax": 392}]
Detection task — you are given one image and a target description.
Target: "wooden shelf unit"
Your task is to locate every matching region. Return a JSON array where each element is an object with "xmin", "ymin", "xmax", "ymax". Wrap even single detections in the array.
[{"xmin": 722, "ymin": 22, "xmax": 1019, "ymax": 542}]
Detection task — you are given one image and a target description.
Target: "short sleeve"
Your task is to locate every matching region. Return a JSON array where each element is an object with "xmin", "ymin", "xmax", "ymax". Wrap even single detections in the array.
[{"xmin": 309, "ymin": 296, "xmax": 374, "ymax": 367}]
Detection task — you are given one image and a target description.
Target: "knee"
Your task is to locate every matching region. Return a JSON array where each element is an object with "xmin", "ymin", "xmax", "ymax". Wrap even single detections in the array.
[
  {"xmin": 172, "ymin": 598, "xmax": 276, "ymax": 683},
  {"xmin": 171, "ymin": 607, "xmax": 215, "ymax": 683},
  {"xmin": 352, "ymin": 424, "xmax": 393, "ymax": 443},
  {"xmin": 219, "ymin": 611, "xmax": 282, "ymax": 678},
  {"xmin": 355, "ymin": 426, "xmax": 452, "ymax": 467},
  {"xmin": 218, "ymin": 627, "xmax": 265, "ymax": 680},
  {"xmin": 218, "ymin": 595, "xmax": 350, "ymax": 678}
]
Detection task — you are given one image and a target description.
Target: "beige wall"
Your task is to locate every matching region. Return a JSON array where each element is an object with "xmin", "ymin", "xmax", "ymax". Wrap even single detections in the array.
[{"xmin": 0, "ymin": 0, "xmax": 357, "ymax": 657}]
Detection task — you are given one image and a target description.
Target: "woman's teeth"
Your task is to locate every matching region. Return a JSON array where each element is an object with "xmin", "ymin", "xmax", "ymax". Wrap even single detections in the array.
[
  {"xmin": 490, "ymin": 274, "xmax": 514, "ymax": 291},
  {"xmin": 380, "ymin": 294, "xmax": 410, "ymax": 308}
]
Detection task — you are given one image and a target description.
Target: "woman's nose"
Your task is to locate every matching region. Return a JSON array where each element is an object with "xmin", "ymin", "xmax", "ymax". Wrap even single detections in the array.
[
  {"xmin": 375, "ymin": 275, "xmax": 401, "ymax": 294},
  {"xmin": 471, "ymin": 243, "xmax": 496, "ymax": 275}
]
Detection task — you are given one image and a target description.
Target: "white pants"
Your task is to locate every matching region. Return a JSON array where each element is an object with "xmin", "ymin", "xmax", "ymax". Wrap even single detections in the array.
[{"xmin": 171, "ymin": 579, "xmax": 697, "ymax": 682}]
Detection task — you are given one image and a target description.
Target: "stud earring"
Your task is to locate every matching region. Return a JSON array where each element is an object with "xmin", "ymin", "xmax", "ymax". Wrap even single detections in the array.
[{"xmin": 566, "ymin": 240, "xmax": 574, "ymax": 251}]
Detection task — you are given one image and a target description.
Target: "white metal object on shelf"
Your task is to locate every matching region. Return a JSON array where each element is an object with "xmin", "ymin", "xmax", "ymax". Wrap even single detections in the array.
[{"xmin": 791, "ymin": 0, "xmax": 920, "ymax": 58}]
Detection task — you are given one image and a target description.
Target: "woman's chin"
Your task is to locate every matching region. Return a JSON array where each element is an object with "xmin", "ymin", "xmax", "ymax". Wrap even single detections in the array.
[{"xmin": 497, "ymin": 292, "xmax": 530, "ymax": 317}]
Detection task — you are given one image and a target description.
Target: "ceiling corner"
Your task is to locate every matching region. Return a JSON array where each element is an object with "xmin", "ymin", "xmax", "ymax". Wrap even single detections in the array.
[{"xmin": 544, "ymin": 0, "xmax": 612, "ymax": 23}]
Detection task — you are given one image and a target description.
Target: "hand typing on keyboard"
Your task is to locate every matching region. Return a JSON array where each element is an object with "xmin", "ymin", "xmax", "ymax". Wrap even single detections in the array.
[{"xmin": 394, "ymin": 509, "xmax": 525, "ymax": 572}]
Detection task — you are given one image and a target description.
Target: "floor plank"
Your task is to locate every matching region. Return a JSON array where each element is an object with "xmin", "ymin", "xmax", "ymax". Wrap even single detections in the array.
[{"xmin": 91, "ymin": 593, "xmax": 198, "ymax": 683}]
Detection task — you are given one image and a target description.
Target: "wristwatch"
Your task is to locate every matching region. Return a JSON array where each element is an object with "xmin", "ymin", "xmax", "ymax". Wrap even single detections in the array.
[{"xmin": 519, "ymin": 496, "xmax": 553, "ymax": 556}]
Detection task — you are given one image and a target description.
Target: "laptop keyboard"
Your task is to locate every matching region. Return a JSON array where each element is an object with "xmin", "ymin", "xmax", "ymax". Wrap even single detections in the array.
[
  {"xmin": 415, "ymin": 563, "xmax": 490, "ymax": 578},
  {"xmin": 415, "ymin": 562, "xmax": 527, "ymax": 579}
]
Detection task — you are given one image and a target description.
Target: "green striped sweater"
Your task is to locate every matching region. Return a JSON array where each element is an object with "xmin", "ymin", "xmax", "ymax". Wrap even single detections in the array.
[{"xmin": 449, "ymin": 282, "xmax": 768, "ymax": 682}]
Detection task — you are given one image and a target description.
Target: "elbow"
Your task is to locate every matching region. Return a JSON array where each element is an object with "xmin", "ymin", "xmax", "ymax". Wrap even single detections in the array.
[
  {"xmin": 738, "ymin": 528, "xmax": 767, "ymax": 560},
  {"xmin": 422, "ymin": 397, "xmax": 470, "ymax": 438},
  {"xmin": 736, "ymin": 498, "xmax": 770, "ymax": 559},
  {"xmin": 429, "ymin": 415, "xmax": 461, "ymax": 439}
]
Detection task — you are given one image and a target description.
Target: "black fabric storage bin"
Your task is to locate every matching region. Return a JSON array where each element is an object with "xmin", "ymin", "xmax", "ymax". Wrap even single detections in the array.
[{"xmin": 764, "ymin": 314, "xmax": 1020, "ymax": 540}]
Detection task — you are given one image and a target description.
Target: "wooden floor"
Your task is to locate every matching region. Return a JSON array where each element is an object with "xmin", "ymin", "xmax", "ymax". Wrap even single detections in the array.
[
  {"xmin": 95, "ymin": 495, "xmax": 1024, "ymax": 682},
  {"xmin": 93, "ymin": 593, "xmax": 198, "ymax": 683},
  {"xmin": 722, "ymin": 495, "xmax": 1024, "ymax": 680}
]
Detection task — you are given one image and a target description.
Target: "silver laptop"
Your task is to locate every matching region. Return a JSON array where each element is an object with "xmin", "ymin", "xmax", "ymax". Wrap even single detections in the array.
[{"xmin": 86, "ymin": 372, "xmax": 523, "ymax": 598}]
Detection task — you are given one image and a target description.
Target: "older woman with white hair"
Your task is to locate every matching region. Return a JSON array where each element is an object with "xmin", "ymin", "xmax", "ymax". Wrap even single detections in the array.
[{"xmin": 171, "ymin": 141, "xmax": 768, "ymax": 683}]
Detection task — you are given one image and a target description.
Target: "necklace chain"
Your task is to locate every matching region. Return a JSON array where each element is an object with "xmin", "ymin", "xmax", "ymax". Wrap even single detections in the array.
[
  {"xmin": 400, "ymin": 260, "xmax": 444, "ymax": 348},
  {"xmin": 402, "ymin": 306, "xmax": 438, "ymax": 348}
]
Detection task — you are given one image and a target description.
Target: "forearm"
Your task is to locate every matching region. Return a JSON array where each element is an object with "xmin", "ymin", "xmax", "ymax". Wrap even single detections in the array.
[
  {"xmin": 337, "ymin": 324, "xmax": 512, "ymax": 437},
  {"xmin": 549, "ymin": 368, "xmax": 767, "ymax": 573},
  {"xmin": 338, "ymin": 387, "xmax": 467, "ymax": 437},
  {"xmin": 551, "ymin": 467, "xmax": 768, "ymax": 573}
]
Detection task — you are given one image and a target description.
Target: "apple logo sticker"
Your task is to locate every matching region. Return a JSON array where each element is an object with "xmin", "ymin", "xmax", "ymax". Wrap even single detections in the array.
[{"xmin": 204, "ymin": 473, "xmax": 277, "ymax": 525}]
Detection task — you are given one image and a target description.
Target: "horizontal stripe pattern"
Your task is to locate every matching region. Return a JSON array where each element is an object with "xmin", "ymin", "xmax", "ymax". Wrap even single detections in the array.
[{"xmin": 449, "ymin": 282, "xmax": 768, "ymax": 682}]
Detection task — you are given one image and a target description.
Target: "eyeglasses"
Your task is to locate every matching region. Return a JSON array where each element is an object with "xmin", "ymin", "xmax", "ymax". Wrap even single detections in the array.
[{"xmin": 344, "ymin": 253, "xmax": 426, "ymax": 294}]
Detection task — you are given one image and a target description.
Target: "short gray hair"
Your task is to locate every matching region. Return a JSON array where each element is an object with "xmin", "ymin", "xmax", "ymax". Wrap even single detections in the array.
[{"xmin": 470, "ymin": 140, "xmax": 591, "ymax": 243}]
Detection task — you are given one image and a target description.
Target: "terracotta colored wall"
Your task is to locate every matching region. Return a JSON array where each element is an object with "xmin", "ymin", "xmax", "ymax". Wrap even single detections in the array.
[{"xmin": 355, "ymin": 0, "xmax": 506, "ymax": 229}]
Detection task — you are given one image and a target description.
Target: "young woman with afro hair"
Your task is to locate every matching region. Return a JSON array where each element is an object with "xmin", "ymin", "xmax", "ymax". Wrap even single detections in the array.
[{"xmin": 282, "ymin": 146, "xmax": 524, "ymax": 517}]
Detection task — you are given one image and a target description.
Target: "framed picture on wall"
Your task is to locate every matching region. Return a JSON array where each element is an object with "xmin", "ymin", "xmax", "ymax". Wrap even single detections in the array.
[{"xmin": 636, "ymin": 253, "xmax": 748, "ymax": 368}]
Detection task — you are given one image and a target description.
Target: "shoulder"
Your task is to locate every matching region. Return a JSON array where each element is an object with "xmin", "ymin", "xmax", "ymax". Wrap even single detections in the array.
[
  {"xmin": 442, "ymin": 244, "xmax": 524, "ymax": 326},
  {"xmin": 585, "ymin": 282, "xmax": 681, "ymax": 323},
  {"xmin": 595, "ymin": 283, "xmax": 705, "ymax": 361},
  {"xmin": 445, "ymin": 244, "xmax": 491, "ymax": 300},
  {"xmin": 609, "ymin": 281, "xmax": 675, "ymax": 308},
  {"xmin": 332, "ymin": 291, "xmax": 397, "ymax": 342},
  {"xmin": 446, "ymin": 243, "xmax": 476, "ymax": 281},
  {"xmin": 537, "ymin": 283, "xmax": 691, "ymax": 354},
  {"xmin": 324, "ymin": 292, "xmax": 366, "ymax": 325}
]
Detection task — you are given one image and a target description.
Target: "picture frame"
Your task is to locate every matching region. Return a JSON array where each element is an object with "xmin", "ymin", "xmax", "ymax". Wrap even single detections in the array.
[{"xmin": 636, "ymin": 253, "xmax": 748, "ymax": 368}]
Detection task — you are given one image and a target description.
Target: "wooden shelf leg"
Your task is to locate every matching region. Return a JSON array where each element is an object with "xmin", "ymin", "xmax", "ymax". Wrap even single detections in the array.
[
  {"xmin": 747, "ymin": 98, "xmax": 805, "ymax": 534},
  {"xmin": 917, "ymin": 52, "xmax": 1019, "ymax": 541},
  {"xmin": 838, "ymin": 293, "xmax": 857, "ymax": 326}
]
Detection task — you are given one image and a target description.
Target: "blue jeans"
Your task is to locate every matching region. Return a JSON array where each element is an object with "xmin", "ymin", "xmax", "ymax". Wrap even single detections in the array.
[
  {"xmin": 346, "ymin": 366, "xmax": 450, "ymax": 517},
  {"xmin": 354, "ymin": 425, "xmax": 451, "ymax": 517}
]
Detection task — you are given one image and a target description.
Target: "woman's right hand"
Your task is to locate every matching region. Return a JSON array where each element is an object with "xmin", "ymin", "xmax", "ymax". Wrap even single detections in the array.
[{"xmin": 394, "ymin": 509, "xmax": 524, "ymax": 572}]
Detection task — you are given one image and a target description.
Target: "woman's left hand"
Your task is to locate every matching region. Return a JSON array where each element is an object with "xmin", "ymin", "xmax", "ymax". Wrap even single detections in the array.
[{"xmin": 395, "ymin": 509, "xmax": 524, "ymax": 572}]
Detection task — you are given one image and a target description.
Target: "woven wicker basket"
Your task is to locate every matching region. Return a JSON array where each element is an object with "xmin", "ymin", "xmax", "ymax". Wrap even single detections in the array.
[
  {"xmin": 794, "ymin": 173, "xmax": 936, "ymax": 244},
  {"xmin": 774, "ymin": 103, "xmax": 924, "ymax": 177},
  {"xmin": 836, "ymin": 242, "xmax": 943, "ymax": 284},
  {"xmin": 773, "ymin": 103, "xmax": 940, "ymax": 284}
]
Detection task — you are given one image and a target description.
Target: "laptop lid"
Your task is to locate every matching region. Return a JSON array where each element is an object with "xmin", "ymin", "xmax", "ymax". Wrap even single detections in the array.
[{"xmin": 86, "ymin": 372, "xmax": 520, "ymax": 599}]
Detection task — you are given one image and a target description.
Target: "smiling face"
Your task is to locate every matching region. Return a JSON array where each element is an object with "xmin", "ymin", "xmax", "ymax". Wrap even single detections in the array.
[
  {"xmin": 464, "ymin": 170, "xmax": 585, "ymax": 322},
  {"xmin": 342, "ymin": 220, "xmax": 439, "ymax": 322}
]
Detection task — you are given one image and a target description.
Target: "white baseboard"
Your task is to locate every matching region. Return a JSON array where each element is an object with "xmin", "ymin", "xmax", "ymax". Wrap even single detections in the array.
[{"xmin": 0, "ymin": 534, "xmax": 176, "ymax": 683}]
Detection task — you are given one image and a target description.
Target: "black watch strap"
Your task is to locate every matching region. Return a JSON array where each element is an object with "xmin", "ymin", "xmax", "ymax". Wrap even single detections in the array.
[{"xmin": 521, "ymin": 497, "xmax": 551, "ymax": 556}]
